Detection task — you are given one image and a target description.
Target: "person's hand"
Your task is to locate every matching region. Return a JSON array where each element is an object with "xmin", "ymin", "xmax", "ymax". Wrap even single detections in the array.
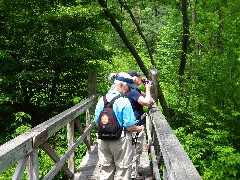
[
  {"xmin": 137, "ymin": 125, "xmax": 144, "ymax": 133},
  {"xmin": 145, "ymin": 81, "xmax": 152, "ymax": 91}
]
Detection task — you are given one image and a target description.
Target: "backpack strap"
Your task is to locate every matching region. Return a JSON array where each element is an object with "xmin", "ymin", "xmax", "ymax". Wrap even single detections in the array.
[
  {"xmin": 103, "ymin": 95, "xmax": 121, "ymax": 108},
  {"xmin": 103, "ymin": 95, "xmax": 108, "ymax": 107},
  {"xmin": 109, "ymin": 95, "xmax": 120, "ymax": 107}
]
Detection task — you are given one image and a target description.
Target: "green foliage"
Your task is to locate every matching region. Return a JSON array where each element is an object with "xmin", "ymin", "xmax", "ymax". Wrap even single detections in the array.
[
  {"xmin": 152, "ymin": 0, "xmax": 240, "ymax": 178},
  {"xmin": 1, "ymin": 0, "xmax": 240, "ymax": 179},
  {"xmin": 175, "ymin": 125, "xmax": 240, "ymax": 179},
  {"xmin": 0, "ymin": 0, "xmax": 114, "ymax": 130}
]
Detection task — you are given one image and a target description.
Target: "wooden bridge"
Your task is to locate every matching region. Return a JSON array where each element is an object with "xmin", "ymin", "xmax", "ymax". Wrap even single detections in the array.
[{"xmin": 0, "ymin": 93, "xmax": 202, "ymax": 180}]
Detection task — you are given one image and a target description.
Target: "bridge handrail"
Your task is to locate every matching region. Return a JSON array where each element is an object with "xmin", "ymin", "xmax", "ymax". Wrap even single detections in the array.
[
  {"xmin": 146, "ymin": 104, "xmax": 202, "ymax": 180},
  {"xmin": 0, "ymin": 94, "xmax": 99, "ymax": 178}
]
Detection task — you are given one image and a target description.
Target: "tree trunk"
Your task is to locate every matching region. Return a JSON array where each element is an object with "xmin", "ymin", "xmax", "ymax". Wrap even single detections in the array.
[
  {"xmin": 98, "ymin": 0, "xmax": 148, "ymax": 76},
  {"xmin": 118, "ymin": 0, "xmax": 155, "ymax": 66},
  {"xmin": 98, "ymin": 0, "xmax": 170, "ymax": 118},
  {"xmin": 179, "ymin": 0, "xmax": 189, "ymax": 81}
]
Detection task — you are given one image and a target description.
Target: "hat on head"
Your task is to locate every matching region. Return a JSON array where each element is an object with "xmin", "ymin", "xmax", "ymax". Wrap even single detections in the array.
[
  {"xmin": 115, "ymin": 72, "xmax": 136, "ymax": 89},
  {"xmin": 128, "ymin": 70, "xmax": 143, "ymax": 77}
]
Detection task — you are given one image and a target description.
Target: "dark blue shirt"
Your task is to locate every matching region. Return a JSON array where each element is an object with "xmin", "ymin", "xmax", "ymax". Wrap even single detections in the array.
[{"xmin": 127, "ymin": 87, "xmax": 146, "ymax": 125}]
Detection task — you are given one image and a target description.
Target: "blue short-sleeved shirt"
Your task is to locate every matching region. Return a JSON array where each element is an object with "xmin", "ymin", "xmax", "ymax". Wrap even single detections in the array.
[
  {"xmin": 127, "ymin": 87, "xmax": 145, "ymax": 125},
  {"xmin": 94, "ymin": 90, "xmax": 137, "ymax": 128}
]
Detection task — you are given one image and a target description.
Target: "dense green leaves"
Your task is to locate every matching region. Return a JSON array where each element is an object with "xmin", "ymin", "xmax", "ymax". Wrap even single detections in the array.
[
  {"xmin": 0, "ymin": 0, "xmax": 113, "ymax": 129},
  {"xmin": 1, "ymin": 0, "xmax": 240, "ymax": 179}
]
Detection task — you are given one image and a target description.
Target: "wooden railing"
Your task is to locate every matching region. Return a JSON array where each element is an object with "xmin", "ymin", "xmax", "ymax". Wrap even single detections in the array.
[
  {"xmin": 0, "ymin": 93, "xmax": 202, "ymax": 180},
  {"xmin": 146, "ymin": 105, "xmax": 202, "ymax": 180},
  {"xmin": 0, "ymin": 94, "xmax": 99, "ymax": 180}
]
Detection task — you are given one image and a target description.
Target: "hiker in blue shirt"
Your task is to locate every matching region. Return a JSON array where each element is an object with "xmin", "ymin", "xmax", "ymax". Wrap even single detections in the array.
[
  {"xmin": 94, "ymin": 72, "xmax": 143, "ymax": 180},
  {"xmin": 127, "ymin": 70, "xmax": 154, "ymax": 179}
]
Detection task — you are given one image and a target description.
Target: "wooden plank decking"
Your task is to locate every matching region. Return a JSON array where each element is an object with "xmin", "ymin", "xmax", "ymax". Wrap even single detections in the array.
[{"xmin": 74, "ymin": 133, "xmax": 153, "ymax": 180}]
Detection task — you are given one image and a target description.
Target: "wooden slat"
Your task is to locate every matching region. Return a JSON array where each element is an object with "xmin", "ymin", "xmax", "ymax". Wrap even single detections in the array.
[
  {"xmin": 13, "ymin": 155, "xmax": 29, "ymax": 179},
  {"xmin": 27, "ymin": 148, "xmax": 39, "ymax": 180},
  {"xmin": 146, "ymin": 115, "xmax": 153, "ymax": 146},
  {"xmin": 86, "ymin": 109, "xmax": 92, "ymax": 146},
  {"xmin": 67, "ymin": 120, "xmax": 75, "ymax": 173},
  {"xmin": 74, "ymin": 142, "xmax": 100, "ymax": 180},
  {"xmin": 150, "ymin": 105, "xmax": 202, "ymax": 180},
  {"xmin": 43, "ymin": 123, "xmax": 95, "ymax": 180},
  {"xmin": 150, "ymin": 146, "xmax": 161, "ymax": 180},
  {"xmin": 74, "ymin": 120, "xmax": 90, "ymax": 149},
  {"xmin": 138, "ymin": 133, "xmax": 153, "ymax": 179},
  {"xmin": 75, "ymin": 134, "xmax": 152, "ymax": 180},
  {"xmin": 39, "ymin": 142, "xmax": 74, "ymax": 179}
]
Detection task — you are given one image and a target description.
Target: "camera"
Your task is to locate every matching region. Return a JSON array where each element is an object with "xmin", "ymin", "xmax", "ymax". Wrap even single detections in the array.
[{"xmin": 141, "ymin": 79, "xmax": 152, "ymax": 85}]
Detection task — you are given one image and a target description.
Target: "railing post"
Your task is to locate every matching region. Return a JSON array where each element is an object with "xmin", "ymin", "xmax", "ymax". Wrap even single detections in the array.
[
  {"xmin": 88, "ymin": 70, "xmax": 97, "ymax": 114},
  {"xmin": 149, "ymin": 65, "xmax": 159, "ymax": 103},
  {"xmin": 86, "ymin": 109, "xmax": 92, "ymax": 146},
  {"xmin": 67, "ymin": 120, "xmax": 75, "ymax": 173},
  {"xmin": 13, "ymin": 155, "xmax": 29, "ymax": 179},
  {"xmin": 163, "ymin": 166, "xmax": 167, "ymax": 180},
  {"xmin": 146, "ymin": 114, "xmax": 153, "ymax": 148},
  {"xmin": 87, "ymin": 70, "xmax": 97, "ymax": 146},
  {"xmin": 88, "ymin": 70, "xmax": 97, "ymax": 98},
  {"xmin": 28, "ymin": 148, "xmax": 39, "ymax": 180}
]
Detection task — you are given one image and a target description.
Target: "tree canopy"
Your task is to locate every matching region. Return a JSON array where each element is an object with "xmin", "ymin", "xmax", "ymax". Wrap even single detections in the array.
[{"xmin": 1, "ymin": 0, "xmax": 240, "ymax": 179}]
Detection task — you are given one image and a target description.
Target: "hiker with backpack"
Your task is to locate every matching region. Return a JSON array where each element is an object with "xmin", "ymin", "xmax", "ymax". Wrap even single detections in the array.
[
  {"xmin": 94, "ymin": 72, "xmax": 144, "ymax": 180},
  {"xmin": 127, "ymin": 70, "xmax": 154, "ymax": 180}
]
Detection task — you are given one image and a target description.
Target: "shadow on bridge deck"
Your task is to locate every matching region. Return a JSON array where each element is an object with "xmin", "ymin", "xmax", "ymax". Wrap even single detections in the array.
[{"xmin": 74, "ymin": 133, "xmax": 153, "ymax": 180}]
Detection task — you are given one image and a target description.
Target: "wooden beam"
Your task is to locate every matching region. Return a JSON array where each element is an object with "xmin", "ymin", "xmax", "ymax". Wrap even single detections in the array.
[
  {"xmin": 86, "ymin": 109, "xmax": 92, "ymax": 146},
  {"xmin": 39, "ymin": 142, "xmax": 74, "ymax": 179},
  {"xmin": 151, "ymin": 105, "xmax": 202, "ymax": 180},
  {"xmin": 28, "ymin": 148, "xmax": 39, "ymax": 180},
  {"xmin": 43, "ymin": 123, "xmax": 95, "ymax": 180},
  {"xmin": 33, "ymin": 129, "xmax": 48, "ymax": 148},
  {"xmin": 146, "ymin": 115, "xmax": 153, "ymax": 147},
  {"xmin": 0, "ymin": 133, "xmax": 33, "ymax": 173},
  {"xmin": 150, "ymin": 146, "xmax": 161, "ymax": 180},
  {"xmin": 67, "ymin": 120, "xmax": 75, "ymax": 173},
  {"xmin": 149, "ymin": 65, "xmax": 159, "ymax": 103},
  {"xmin": 74, "ymin": 119, "xmax": 90, "ymax": 149},
  {"xmin": 13, "ymin": 155, "xmax": 29, "ymax": 179}
]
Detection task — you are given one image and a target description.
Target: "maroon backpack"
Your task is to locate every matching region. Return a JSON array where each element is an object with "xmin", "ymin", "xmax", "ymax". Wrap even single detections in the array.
[{"xmin": 98, "ymin": 95, "xmax": 122, "ymax": 140}]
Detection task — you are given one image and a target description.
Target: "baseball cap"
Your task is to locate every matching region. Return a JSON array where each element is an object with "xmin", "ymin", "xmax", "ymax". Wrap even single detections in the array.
[
  {"xmin": 128, "ymin": 70, "xmax": 143, "ymax": 77},
  {"xmin": 115, "ymin": 72, "xmax": 136, "ymax": 89}
]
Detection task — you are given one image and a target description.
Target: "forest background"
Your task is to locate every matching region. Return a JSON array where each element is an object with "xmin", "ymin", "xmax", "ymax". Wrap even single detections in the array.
[{"xmin": 0, "ymin": 0, "xmax": 239, "ymax": 179}]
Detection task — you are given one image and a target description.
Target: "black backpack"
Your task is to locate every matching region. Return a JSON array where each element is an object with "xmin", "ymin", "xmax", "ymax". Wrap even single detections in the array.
[{"xmin": 98, "ymin": 95, "xmax": 123, "ymax": 140}]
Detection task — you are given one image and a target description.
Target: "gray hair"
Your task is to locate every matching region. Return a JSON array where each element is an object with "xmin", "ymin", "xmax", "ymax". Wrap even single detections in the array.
[
  {"xmin": 108, "ymin": 73, "xmax": 117, "ymax": 83},
  {"xmin": 108, "ymin": 72, "xmax": 135, "ymax": 89}
]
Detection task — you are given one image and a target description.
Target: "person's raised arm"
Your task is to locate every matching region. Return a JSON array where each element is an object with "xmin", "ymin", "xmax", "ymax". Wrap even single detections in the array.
[{"xmin": 137, "ymin": 82, "xmax": 152, "ymax": 106}]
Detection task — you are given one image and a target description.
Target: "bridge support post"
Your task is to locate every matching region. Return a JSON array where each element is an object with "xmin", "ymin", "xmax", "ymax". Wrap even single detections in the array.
[
  {"xmin": 28, "ymin": 148, "xmax": 39, "ymax": 180},
  {"xmin": 67, "ymin": 120, "xmax": 75, "ymax": 173},
  {"xmin": 163, "ymin": 165, "xmax": 167, "ymax": 180},
  {"xmin": 86, "ymin": 70, "xmax": 97, "ymax": 146},
  {"xmin": 149, "ymin": 65, "xmax": 159, "ymax": 104},
  {"xmin": 86, "ymin": 109, "xmax": 92, "ymax": 146}
]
